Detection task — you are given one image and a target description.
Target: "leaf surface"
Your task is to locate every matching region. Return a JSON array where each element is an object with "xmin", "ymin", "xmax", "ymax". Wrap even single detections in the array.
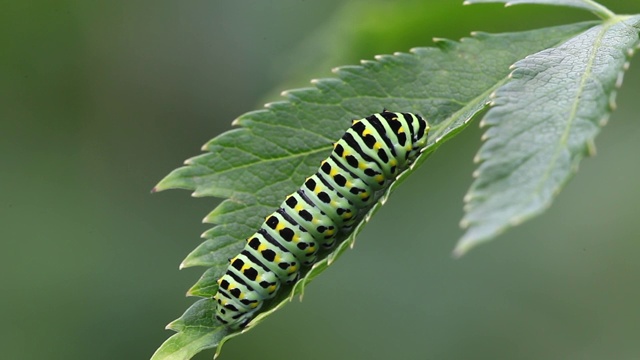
[
  {"xmin": 153, "ymin": 22, "xmax": 598, "ymax": 359},
  {"xmin": 456, "ymin": 15, "xmax": 640, "ymax": 256}
]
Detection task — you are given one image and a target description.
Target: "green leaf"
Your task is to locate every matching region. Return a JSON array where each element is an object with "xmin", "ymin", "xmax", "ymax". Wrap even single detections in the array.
[
  {"xmin": 153, "ymin": 22, "xmax": 598, "ymax": 359},
  {"xmin": 465, "ymin": 0, "xmax": 616, "ymax": 19},
  {"xmin": 151, "ymin": 299, "xmax": 231, "ymax": 360},
  {"xmin": 187, "ymin": 266, "xmax": 226, "ymax": 298},
  {"xmin": 456, "ymin": 15, "xmax": 640, "ymax": 256}
]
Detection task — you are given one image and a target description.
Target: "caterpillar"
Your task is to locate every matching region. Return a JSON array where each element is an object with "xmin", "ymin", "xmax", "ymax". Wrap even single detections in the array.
[{"xmin": 214, "ymin": 110, "xmax": 430, "ymax": 328}]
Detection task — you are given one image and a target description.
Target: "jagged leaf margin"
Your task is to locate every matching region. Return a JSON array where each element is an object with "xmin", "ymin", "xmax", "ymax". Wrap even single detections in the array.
[
  {"xmin": 465, "ymin": 0, "xmax": 616, "ymax": 19},
  {"xmin": 152, "ymin": 22, "xmax": 598, "ymax": 360},
  {"xmin": 456, "ymin": 15, "xmax": 640, "ymax": 255}
]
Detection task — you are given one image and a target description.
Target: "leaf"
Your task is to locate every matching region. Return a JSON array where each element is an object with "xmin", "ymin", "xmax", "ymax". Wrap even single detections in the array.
[
  {"xmin": 464, "ymin": 0, "xmax": 616, "ymax": 19},
  {"xmin": 151, "ymin": 299, "xmax": 231, "ymax": 360},
  {"xmin": 153, "ymin": 22, "xmax": 598, "ymax": 359},
  {"xmin": 456, "ymin": 15, "xmax": 640, "ymax": 256}
]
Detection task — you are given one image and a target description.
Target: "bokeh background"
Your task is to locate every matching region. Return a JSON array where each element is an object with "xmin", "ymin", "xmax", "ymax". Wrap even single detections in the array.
[{"xmin": 2, "ymin": 1, "xmax": 639, "ymax": 359}]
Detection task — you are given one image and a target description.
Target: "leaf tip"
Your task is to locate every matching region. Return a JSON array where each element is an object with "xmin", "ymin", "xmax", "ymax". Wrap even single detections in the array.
[
  {"xmin": 451, "ymin": 240, "xmax": 473, "ymax": 258},
  {"xmin": 599, "ymin": 116, "xmax": 609, "ymax": 127},
  {"xmin": 185, "ymin": 287, "xmax": 199, "ymax": 297},
  {"xmin": 586, "ymin": 139, "xmax": 597, "ymax": 157},
  {"xmin": 152, "ymin": 178, "xmax": 175, "ymax": 193},
  {"xmin": 433, "ymin": 37, "xmax": 457, "ymax": 50},
  {"xmin": 609, "ymin": 95, "xmax": 618, "ymax": 111},
  {"xmin": 164, "ymin": 320, "xmax": 177, "ymax": 331},
  {"xmin": 616, "ymin": 70, "xmax": 626, "ymax": 90}
]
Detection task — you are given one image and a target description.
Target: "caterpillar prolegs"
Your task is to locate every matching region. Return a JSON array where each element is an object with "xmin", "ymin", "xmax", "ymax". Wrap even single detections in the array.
[{"xmin": 214, "ymin": 110, "xmax": 430, "ymax": 328}]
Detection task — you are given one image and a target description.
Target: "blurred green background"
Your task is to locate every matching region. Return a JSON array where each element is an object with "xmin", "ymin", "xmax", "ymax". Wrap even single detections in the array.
[{"xmin": 2, "ymin": 1, "xmax": 639, "ymax": 359}]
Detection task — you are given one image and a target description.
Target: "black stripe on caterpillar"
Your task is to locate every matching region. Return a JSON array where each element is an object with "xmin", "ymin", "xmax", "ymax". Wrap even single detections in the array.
[{"xmin": 214, "ymin": 110, "xmax": 430, "ymax": 328}]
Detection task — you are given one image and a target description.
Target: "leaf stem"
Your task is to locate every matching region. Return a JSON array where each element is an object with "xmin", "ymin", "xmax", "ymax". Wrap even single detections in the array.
[{"xmin": 581, "ymin": 0, "xmax": 616, "ymax": 20}]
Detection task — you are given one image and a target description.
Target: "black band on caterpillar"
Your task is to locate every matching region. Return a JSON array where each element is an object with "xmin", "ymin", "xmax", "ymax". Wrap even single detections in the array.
[{"xmin": 213, "ymin": 110, "xmax": 430, "ymax": 328}]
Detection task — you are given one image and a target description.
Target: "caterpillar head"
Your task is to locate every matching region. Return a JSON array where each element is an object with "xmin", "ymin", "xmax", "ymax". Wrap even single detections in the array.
[{"xmin": 407, "ymin": 113, "xmax": 430, "ymax": 162}]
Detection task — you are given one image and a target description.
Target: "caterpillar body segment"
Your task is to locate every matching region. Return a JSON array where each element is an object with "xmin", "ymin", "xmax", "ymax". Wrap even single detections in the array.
[{"xmin": 213, "ymin": 110, "xmax": 430, "ymax": 328}]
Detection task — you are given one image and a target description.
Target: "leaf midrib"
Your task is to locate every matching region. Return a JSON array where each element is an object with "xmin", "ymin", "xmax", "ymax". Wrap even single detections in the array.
[{"xmin": 531, "ymin": 20, "xmax": 615, "ymax": 203}]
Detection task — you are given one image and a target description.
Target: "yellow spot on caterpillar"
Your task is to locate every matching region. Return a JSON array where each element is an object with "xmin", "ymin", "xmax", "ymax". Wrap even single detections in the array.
[
  {"xmin": 330, "ymin": 168, "xmax": 338, "ymax": 177},
  {"xmin": 352, "ymin": 119, "xmax": 360, "ymax": 125},
  {"xmin": 359, "ymin": 192, "xmax": 370, "ymax": 199},
  {"xmin": 293, "ymin": 234, "xmax": 300, "ymax": 242},
  {"xmin": 390, "ymin": 159, "xmax": 398, "ymax": 166},
  {"xmin": 274, "ymin": 254, "xmax": 281, "ymax": 263},
  {"xmin": 250, "ymin": 302, "xmax": 259, "ymax": 308},
  {"xmin": 239, "ymin": 293, "xmax": 245, "ymax": 299},
  {"xmin": 374, "ymin": 174, "xmax": 384, "ymax": 183},
  {"xmin": 258, "ymin": 244, "xmax": 267, "ymax": 252},
  {"xmin": 374, "ymin": 142, "xmax": 382, "ymax": 150},
  {"xmin": 325, "ymin": 229, "xmax": 335, "ymax": 236},
  {"xmin": 362, "ymin": 129, "xmax": 372, "ymax": 136},
  {"xmin": 276, "ymin": 223, "xmax": 285, "ymax": 231},
  {"xmin": 398, "ymin": 128, "xmax": 405, "ymax": 134},
  {"xmin": 267, "ymin": 285, "xmax": 277, "ymax": 293}
]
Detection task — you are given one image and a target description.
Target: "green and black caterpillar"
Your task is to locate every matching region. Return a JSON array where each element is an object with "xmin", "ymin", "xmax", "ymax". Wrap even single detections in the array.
[{"xmin": 214, "ymin": 110, "xmax": 430, "ymax": 328}]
